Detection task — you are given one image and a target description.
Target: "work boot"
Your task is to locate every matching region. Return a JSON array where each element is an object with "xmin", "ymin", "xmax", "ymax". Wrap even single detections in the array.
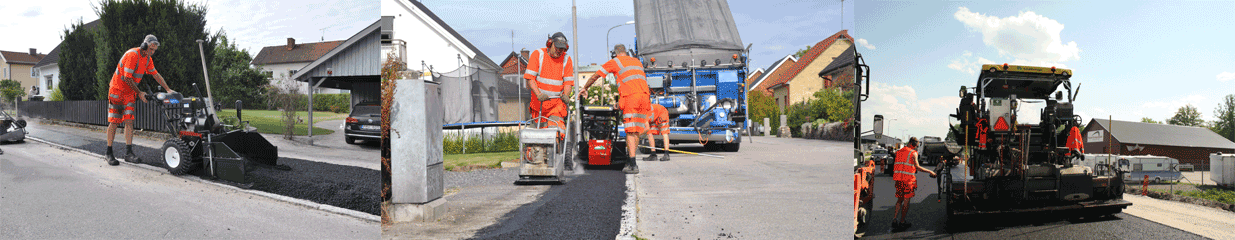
[
  {"xmin": 105, "ymin": 147, "xmax": 119, "ymax": 166},
  {"xmin": 643, "ymin": 153, "xmax": 658, "ymax": 161},
  {"xmin": 623, "ymin": 157, "xmax": 640, "ymax": 174},
  {"xmin": 124, "ymin": 145, "xmax": 141, "ymax": 163},
  {"xmin": 660, "ymin": 152, "xmax": 670, "ymax": 161}
]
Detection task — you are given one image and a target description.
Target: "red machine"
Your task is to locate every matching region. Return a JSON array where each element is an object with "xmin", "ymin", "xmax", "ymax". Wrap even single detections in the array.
[
  {"xmin": 588, "ymin": 139, "xmax": 614, "ymax": 165},
  {"xmin": 577, "ymin": 105, "xmax": 630, "ymax": 166}
]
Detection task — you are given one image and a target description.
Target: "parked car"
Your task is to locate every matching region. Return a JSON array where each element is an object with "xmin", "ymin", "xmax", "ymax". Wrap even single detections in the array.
[
  {"xmin": 869, "ymin": 147, "xmax": 894, "ymax": 175},
  {"xmin": 344, "ymin": 101, "xmax": 381, "ymax": 144}
]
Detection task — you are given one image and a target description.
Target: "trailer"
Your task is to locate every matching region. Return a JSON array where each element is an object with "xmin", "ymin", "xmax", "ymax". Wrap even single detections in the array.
[
  {"xmin": 1116, "ymin": 155, "xmax": 1181, "ymax": 183},
  {"xmin": 1212, "ymin": 153, "xmax": 1235, "ymax": 187}
]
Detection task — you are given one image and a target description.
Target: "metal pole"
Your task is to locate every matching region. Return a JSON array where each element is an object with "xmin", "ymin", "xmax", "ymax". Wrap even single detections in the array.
[{"xmin": 195, "ymin": 40, "xmax": 213, "ymax": 100}]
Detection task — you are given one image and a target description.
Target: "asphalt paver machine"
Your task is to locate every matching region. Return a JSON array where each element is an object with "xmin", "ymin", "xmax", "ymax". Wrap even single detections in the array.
[
  {"xmin": 939, "ymin": 64, "xmax": 1130, "ymax": 221},
  {"xmin": 850, "ymin": 52, "xmax": 878, "ymax": 238},
  {"xmin": 153, "ymin": 40, "xmax": 285, "ymax": 188}
]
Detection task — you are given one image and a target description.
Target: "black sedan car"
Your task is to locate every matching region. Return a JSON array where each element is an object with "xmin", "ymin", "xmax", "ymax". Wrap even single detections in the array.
[{"xmin": 345, "ymin": 101, "xmax": 381, "ymax": 144}]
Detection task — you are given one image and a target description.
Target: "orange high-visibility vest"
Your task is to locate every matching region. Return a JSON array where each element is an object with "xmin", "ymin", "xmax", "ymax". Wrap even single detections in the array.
[
  {"xmin": 893, "ymin": 146, "xmax": 918, "ymax": 182},
  {"xmin": 1066, "ymin": 126, "xmax": 1084, "ymax": 155},
  {"xmin": 523, "ymin": 47, "xmax": 575, "ymax": 99},
  {"xmin": 594, "ymin": 55, "xmax": 649, "ymax": 98},
  {"xmin": 109, "ymin": 47, "xmax": 158, "ymax": 93}
]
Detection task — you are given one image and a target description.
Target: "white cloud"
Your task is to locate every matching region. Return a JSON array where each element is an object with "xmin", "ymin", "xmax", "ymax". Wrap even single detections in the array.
[
  {"xmin": 1218, "ymin": 72, "xmax": 1235, "ymax": 82},
  {"xmin": 863, "ymin": 82, "xmax": 961, "ymax": 139},
  {"xmin": 953, "ymin": 7, "xmax": 1080, "ymax": 64},
  {"xmin": 947, "ymin": 51, "xmax": 996, "ymax": 75},
  {"xmin": 856, "ymin": 38, "xmax": 876, "ymax": 50}
]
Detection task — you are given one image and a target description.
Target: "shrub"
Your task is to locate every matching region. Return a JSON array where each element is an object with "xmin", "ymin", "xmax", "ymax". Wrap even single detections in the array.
[
  {"xmin": 49, "ymin": 87, "xmax": 66, "ymax": 101},
  {"xmin": 443, "ymin": 130, "xmax": 521, "ymax": 154}
]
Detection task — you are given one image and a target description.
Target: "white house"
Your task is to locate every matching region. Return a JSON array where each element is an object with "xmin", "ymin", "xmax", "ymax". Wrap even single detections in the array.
[
  {"xmin": 381, "ymin": 0, "xmax": 500, "ymax": 75},
  {"xmin": 32, "ymin": 19, "xmax": 100, "ymax": 99},
  {"xmin": 251, "ymin": 38, "xmax": 348, "ymax": 94}
]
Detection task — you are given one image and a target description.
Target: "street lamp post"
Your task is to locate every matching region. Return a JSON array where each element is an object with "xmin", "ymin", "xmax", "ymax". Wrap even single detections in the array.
[{"xmin": 606, "ymin": 21, "xmax": 636, "ymax": 54}]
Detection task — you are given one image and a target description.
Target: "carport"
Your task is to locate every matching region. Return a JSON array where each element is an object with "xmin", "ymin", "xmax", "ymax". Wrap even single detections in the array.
[{"xmin": 291, "ymin": 18, "xmax": 383, "ymax": 143}]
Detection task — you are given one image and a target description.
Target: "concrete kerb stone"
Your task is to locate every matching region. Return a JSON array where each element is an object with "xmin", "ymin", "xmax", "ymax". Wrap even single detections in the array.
[
  {"xmin": 617, "ymin": 171, "xmax": 639, "ymax": 240},
  {"xmin": 27, "ymin": 136, "xmax": 381, "ymax": 223}
]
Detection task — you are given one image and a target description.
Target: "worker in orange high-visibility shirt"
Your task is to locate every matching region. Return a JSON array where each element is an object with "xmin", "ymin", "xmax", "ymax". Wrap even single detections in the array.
[
  {"xmin": 644, "ymin": 97, "xmax": 670, "ymax": 162},
  {"xmin": 890, "ymin": 137, "xmax": 936, "ymax": 229},
  {"xmin": 1065, "ymin": 125, "xmax": 1084, "ymax": 156},
  {"xmin": 523, "ymin": 32, "xmax": 576, "ymax": 139},
  {"xmin": 580, "ymin": 44, "xmax": 650, "ymax": 174},
  {"xmin": 105, "ymin": 34, "xmax": 177, "ymax": 166}
]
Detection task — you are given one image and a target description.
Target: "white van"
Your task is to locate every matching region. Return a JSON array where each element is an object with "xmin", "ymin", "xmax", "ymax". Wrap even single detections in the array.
[{"xmin": 1117, "ymin": 155, "xmax": 1181, "ymax": 183}]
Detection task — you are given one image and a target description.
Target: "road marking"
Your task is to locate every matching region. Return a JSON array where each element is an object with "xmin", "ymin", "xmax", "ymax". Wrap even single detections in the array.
[
  {"xmin": 617, "ymin": 172, "xmax": 639, "ymax": 240},
  {"xmin": 26, "ymin": 136, "xmax": 380, "ymax": 223}
]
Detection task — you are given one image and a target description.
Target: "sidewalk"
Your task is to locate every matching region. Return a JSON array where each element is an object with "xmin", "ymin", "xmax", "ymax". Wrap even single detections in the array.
[{"xmin": 1124, "ymin": 193, "xmax": 1235, "ymax": 240}]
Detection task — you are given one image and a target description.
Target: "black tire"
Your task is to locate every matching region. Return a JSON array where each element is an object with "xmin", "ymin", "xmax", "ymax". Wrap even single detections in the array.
[
  {"xmin": 723, "ymin": 142, "xmax": 740, "ymax": 152},
  {"xmin": 162, "ymin": 139, "xmax": 197, "ymax": 175},
  {"xmin": 345, "ymin": 136, "xmax": 356, "ymax": 145},
  {"xmin": 704, "ymin": 143, "xmax": 721, "ymax": 151}
]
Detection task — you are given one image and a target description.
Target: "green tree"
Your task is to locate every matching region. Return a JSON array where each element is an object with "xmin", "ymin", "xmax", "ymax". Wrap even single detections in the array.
[
  {"xmin": 93, "ymin": 0, "xmax": 217, "ymax": 100},
  {"xmin": 0, "ymin": 79, "xmax": 25, "ymax": 105},
  {"xmin": 211, "ymin": 34, "xmax": 270, "ymax": 109},
  {"xmin": 1140, "ymin": 117, "xmax": 1161, "ymax": 124},
  {"xmin": 815, "ymin": 88, "xmax": 853, "ymax": 122},
  {"xmin": 1213, "ymin": 94, "xmax": 1235, "ymax": 142},
  {"xmin": 793, "ymin": 45, "xmax": 811, "ymax": 58},
  {"xmin": 58, "ymin": 18, "xmax": 100, "ymax": 100},
  {"xmin": 1168, "ymin": 104, "xmax": 1204, "ymax": 127},
  {"xmin": 747, "ymin": 90, "xmax": 780, "ymax": 135}
]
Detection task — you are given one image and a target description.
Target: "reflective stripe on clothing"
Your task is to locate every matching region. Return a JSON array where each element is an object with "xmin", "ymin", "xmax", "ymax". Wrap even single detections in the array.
[
  {"xmin": 523, "ymin": 48, "xmax": 574, "ymax": 96},
  {"xmin": 106, "ymin": 91, "xmax": 137, "ymax": 124},
  {"xmin": 110, "ymin": 47, "xmax": 156, "ymax": 94},
  {"xmin": 892, "ymin": 146, "xmax": 919, "ymax": 182},
  {"xmin": 595, "ymin": 56, "xmax": 649, "ymax": 98}
]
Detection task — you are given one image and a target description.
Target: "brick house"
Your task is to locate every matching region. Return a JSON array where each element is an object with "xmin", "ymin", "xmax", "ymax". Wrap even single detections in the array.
[
  {"xmin": 496, "ymin": 50, "xmax": 530, "ymax": 122},
  {"xmin": 748, "ymin": 55, "xmax": 796, "ymax": 113},
  {"xmin": 1082, "ymin": 119, "xmax": 1235, "ymax": 170},
  {"xmin": 759, "ymin": 30, "xmax": 854, "ymax": 112},
  {"xmin": 251, "ymin": 38, "xmax": 347, "ymax": 94}
]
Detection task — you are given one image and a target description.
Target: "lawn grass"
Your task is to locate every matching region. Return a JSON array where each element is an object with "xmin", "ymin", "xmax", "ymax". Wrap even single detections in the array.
[
  {"xmin": 443, "ymin": 151, "xmax": 519, "ymax": 171},
  {"xmin": 1178, "ymin": 188, "xmax": 1235, "ymax": 205},
  {"xmin": 218, "ymin": 109, "xmax": 342, "ymax": 136}
]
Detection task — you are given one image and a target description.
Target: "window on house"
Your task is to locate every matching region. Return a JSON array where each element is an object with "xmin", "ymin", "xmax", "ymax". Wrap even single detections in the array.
[
  {"xmin": 46, "ymin": 77, "xmax": 53, "ymax": 91},
  {"xmin": 31, "ymin": 67, "xmax": 37, "ymax": 77}
]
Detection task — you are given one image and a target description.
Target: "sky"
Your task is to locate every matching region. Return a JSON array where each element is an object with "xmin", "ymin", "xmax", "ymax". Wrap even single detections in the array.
[
  {"xmin": 0, "ymin": 0, "xmax": 377, "ymax": 57},
  {"xmin": 415, "ymin": 0, "xmax": 856, "ymax": 72},
  {"xmin": 856, "ymin": 1, "xmax": 1235, "ymax": 141}
]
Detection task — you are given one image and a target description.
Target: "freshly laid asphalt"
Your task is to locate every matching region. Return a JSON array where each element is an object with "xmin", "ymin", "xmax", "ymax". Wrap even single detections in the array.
[
  {"xmin": 26, "ymin": 123, "xmax": 380, "ymax": 216},
  {"xmin": 468, "ymin": 164, "xmax": 627, "ymax": 239},
  {"xmin": 861, "ymin": 170, "xmax": 1207, "ymax": 239}
]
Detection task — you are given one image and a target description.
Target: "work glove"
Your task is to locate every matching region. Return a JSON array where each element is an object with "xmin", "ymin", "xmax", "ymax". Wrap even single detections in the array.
[{"xmin": 536, "ymin": 91, "xmax": 550, "ymax": 102}]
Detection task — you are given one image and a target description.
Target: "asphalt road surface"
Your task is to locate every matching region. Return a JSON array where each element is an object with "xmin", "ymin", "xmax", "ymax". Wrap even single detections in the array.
[
  {"xmin": 0, "ymin": 141, "xmax": 377, "ymax": 238},
  {"xmin": 633, "ymin": 137, "xmax": 848, "ymax": 239},
  {"xmin": 469, "ymin": 164, "xmax": 627, "ymax": 239},
  {"xmin": 861, "ymin": 170, "xmax": 1207, "ymax": 239},
  {"xmin": 24, "ymin": 122, "xmax": 381, "ymax": 215}
]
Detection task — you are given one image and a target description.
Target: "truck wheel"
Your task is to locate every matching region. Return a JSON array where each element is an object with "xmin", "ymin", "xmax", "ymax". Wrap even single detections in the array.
[
  {"xmin": 723, "ymin": 142, "xmax": 740, "ymax": 152},
  {"xmin": 705, "ymin": 143, "xmax": 721, "ymax": 151},
  {"xmin": 162, "ymin": 139, "xmax": 197, "ymax": 175}
]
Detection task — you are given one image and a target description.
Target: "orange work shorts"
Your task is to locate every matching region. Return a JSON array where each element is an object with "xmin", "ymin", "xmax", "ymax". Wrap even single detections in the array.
[
  {"xmin": 619, "ymin": 94, "xmax": 651, "ymax": 134},
  {"xmin": 107, "ymin": 91, "xmax": 138, "ymax": 124}
]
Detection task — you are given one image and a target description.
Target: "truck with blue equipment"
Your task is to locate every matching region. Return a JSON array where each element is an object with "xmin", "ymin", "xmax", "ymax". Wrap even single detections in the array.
[{"xmin": 628, "ymin": 0, "xmax": 749, "ymax": 152}]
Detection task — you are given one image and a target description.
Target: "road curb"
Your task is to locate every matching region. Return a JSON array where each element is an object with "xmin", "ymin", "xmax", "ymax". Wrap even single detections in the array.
[
  {"xmin": 616, "ymin": 173, "xmax": 639, "ymax": 240},
  {"xmin": 27, "ymin": 136, "xmax": 381, "ymax": 223}
]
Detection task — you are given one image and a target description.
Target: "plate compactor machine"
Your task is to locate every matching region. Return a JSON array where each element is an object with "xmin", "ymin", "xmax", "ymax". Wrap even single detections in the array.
[
  {"xmin": 515, "ymin": 100, "xmax": 578, "ymax": 185},
  {"xmin": 939, "ymin": 64, "xmax": 1130, "ymax": 222}
]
